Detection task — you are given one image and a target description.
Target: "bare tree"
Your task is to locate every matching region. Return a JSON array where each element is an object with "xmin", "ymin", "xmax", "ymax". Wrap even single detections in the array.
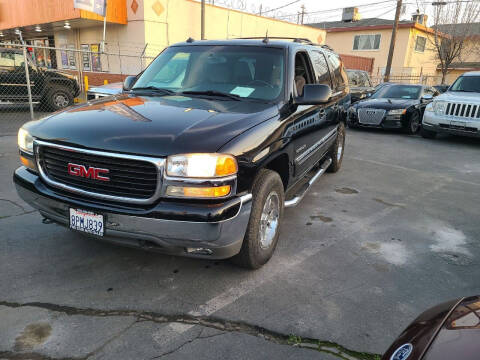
[{"xmin": 430, "ymin": 0, "xmax": 480, "ymax": 84}]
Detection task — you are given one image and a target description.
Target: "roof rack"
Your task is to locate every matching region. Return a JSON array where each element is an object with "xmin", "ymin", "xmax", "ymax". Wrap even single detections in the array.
[
  {"xmin": 321, "ymin": 44, "xmax": 334, "ymax": 52},
  {"xmin": 236, "ymin": 37, "xmax": 315, "ymax": 45}
]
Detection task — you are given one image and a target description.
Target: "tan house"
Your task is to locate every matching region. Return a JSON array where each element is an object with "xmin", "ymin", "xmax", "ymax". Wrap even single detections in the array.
[
  {"xmin": 435, "ymin": 23, "xmax": 480, "ymax": 84},
  {"xmin": 310, "ymin": 13, "xmax": 440, "ymax": 82}
]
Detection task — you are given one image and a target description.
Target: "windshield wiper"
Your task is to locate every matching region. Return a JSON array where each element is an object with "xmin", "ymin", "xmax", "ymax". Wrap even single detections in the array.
[
  {"xmin": 451, "ymin": 89, "xmax": 477, "ymax": 92},
  {"xmin": 180, "ymin": 90, "xmax": 241, "ymax": 101},
  {"xmin": 131, "ymin": 86, "xmax": 175, "ymax": 95}
]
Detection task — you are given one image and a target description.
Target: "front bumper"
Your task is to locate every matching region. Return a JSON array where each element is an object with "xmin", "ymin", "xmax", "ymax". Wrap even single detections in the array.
[
  {"xmin": 348, "ymin": 111, "xmax": 404, "ymax": 129},
  {"xmin": 14, "ymin": 167, "xmax": 252, "ymax": 259},
  {"xmin": 423, "ymin": 111, "xmax": 480, "ymax": 138}
]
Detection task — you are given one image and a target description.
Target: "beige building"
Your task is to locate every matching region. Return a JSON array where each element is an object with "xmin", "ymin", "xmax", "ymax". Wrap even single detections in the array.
[
  {"xmin": 0, "ymin": 0, "xmax": 325, "ymax": 84},
  {"xmin": 310, "ymin": 13, "xmax": 440, "ymax": 81}
]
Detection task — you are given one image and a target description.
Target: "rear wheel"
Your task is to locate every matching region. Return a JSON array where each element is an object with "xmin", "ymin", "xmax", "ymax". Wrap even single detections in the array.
[
  {"xmin": 405, "ymin": 111, "xmax": 421, "ymax": 135},
  {"xmin": 420, "ymin": 127, "xmax": 437, "ymax": 139},
  {"xmin": 231, "ymin": 169, "xmax": 284, "ymax": 269},
  {"xmin": 327, "ymin": 122, "xmax": 346, "ymax": 173},
  {"xmin": 43, "ymin": 85, "xmax": 74, "ymax": 111}
]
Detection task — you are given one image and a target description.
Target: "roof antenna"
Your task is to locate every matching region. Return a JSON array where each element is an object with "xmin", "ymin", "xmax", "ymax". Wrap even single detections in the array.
[
  {"xmin": 262, "ymin": 30, "xmax": 269, "ymax": 44},
  {"xmin": 186, "ymin": 37, "xmax": 195, "ymax": 43}
]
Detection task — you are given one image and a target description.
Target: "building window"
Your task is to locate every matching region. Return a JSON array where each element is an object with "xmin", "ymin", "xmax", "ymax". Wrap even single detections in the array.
[
  {"xmin": 353, "ymin": 34, "xmax": 381, "ymax": 51},
  {"xmin": 415, "ymin": 36, "xmax": 426, "ymax": 52}
]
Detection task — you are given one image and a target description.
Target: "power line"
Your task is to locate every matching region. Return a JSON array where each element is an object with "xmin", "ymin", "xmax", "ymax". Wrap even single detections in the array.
[
  {"xmin": 274, "ymin": 0, "xmax": 400, "ymax": 19},
  {"xmin": 259, "ymin": 0, "xmax": 302, "ymax": 15}
]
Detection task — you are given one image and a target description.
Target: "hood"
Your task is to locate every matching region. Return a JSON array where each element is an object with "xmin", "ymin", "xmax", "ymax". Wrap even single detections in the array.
[
  {"xmin": 24, "ymin": 94, "xmax": 278, "ymax": 157},
  {"xmin": 437, "ymin": 91, "xmax": 480, "ymax": 103},
  {"xmin": 354, "ymin": 97, "xmax": 417, "ymax": 110}
]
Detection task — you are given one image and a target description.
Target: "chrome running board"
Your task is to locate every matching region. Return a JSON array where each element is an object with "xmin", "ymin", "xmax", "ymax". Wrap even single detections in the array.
[{"xmin": 284, "ymin": 157, "xmax": 332, "ymax": 208}]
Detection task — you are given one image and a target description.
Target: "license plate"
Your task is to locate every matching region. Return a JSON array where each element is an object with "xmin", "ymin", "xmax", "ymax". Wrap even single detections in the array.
[
  {"xmin": 451, "ymin": 120, "xmax": 466, "ymax": 129},
  {"xmin": 69, "ymin": 208, "xmax": 104, "ymax": 236}
]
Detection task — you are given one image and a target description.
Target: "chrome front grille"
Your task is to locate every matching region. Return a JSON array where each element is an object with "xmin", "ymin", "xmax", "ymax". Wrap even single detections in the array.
[
  {"xmin": 35, "ymin": 141, "xmax": 164, "ymax": 204},
  {"xmin": 358, "ymin": 108, "xmax": 386, "ymax": 125},
  {"xmin": 445, "ymin": 102, "xmax": 480, "ymax": 119}
]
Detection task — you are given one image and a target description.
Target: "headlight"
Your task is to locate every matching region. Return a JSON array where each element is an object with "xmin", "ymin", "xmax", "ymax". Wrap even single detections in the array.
[
  {"xmin": 433, "ymin": 101, "xmax": 447, "ymax": 115},
  {"xmin": 387, "ymin": 109, "xmax": 406, "ymax": 115},
  {"xmin": 425, "ymin": 102, "xmax": 434, "ymax": 112},
  {"xmin": 166, "ymin": 153, "xmax": 237, "ymax": 178},
  {"xmin": 348, "ymin": 106, "xmax": 356, "ymax": 114},
  {"xmin": 18, "ymin": 128, "xmax": 33, "ymax": 153}
]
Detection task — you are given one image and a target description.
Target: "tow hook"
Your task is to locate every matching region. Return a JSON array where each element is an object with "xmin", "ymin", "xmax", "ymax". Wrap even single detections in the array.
[{"xmin": 42, "ymin": 217, "xmax": 54, "ymax": 224}]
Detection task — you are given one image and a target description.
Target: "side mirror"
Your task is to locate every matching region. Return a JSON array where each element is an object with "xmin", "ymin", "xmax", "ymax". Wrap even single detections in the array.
[
  {"xmin": 123, "ymin": 75, "xmax": 137, "ymax": 91},
  {"xmin": 421, "ymin": 94, "xmax": 433, "ymax": 103},
  {"xmin": 295, "ymin": 84, "xmax": 332, "ymax": 105}
]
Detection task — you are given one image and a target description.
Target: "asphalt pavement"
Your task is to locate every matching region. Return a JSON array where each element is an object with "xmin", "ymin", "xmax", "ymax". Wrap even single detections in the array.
[{"xmin": 1, "ymin": 112, "xmax": 480, "ymax": 359}]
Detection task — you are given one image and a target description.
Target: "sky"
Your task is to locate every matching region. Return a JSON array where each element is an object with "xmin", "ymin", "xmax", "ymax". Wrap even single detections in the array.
[{"xmin": 209, "ymin": 0, "xmax": 439, "ymax": 25}]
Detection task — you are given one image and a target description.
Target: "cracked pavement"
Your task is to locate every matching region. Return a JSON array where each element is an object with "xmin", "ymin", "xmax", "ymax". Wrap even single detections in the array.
[{"xmin": 1, "ymin": 114, "xmax": 480, "ymax": 359}]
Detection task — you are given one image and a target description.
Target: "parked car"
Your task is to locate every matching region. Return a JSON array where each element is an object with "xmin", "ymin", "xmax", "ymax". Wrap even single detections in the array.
[
  {"xmin": 383, "ymin": 295, "xmax": 480, "ymax": 360},
  {"xmin": 346, "ymin": 69, "xmax": 375, "ymax": 103},
  {"xmin": 433, "ymin": 84, "xmax": 449, "ymax": 93},
  {"xmin": 347, "ymin": 84, "xmax": 438, "ymax": 134},
  {"xmin": 0, "ymin": 48, "xmax": 80, "ymax": 111},
  {"xmin": 422, "ymin": 71, "xmax": 480, "ymax": 139},
  {"xmin": 86, "ymin": 82, "xmax": 122, "ymax": 100},
  {"xmin": 14, "ymin": 38, "xmax": 349, "ymax": 269}
]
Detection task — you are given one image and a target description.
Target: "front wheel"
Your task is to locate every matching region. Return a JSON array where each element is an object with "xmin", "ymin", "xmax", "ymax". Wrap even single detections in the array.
[
  {"xmin": 231, "ymin": 169, "xmax": 284, "ymax": 269},
  {"xmin": 405, "ymin": 111, "xmax": 421, "ymax": 135},
  {"xmin": 327, "ymin": 122, "xmax": 346, "ymax": 173}
]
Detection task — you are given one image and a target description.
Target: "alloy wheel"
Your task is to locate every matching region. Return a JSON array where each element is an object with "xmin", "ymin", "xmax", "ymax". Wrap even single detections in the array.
[{"xmin": 259, "ymin": 191, "xmax": 280, "ymax": 249}]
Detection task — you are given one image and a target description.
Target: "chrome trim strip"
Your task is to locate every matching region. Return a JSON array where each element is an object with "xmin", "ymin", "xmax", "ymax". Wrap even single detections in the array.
[
  {"xmin": 240, "ymin": 193, "xmax": 252, "ymax": 204},
  {"xmin": 34, "ymin": 140, "xmax": 165, "ymax": 205},
  {"xmin": 285, "ymin": 157, "xmax": 332, "ymax": 208},
  {"xmin": 295, "ymin": 128, "xmax": 337, "ymax": 165},
  {"xmin": 164, "ymin": 174, "xmax": 237, "ymax": 183}
]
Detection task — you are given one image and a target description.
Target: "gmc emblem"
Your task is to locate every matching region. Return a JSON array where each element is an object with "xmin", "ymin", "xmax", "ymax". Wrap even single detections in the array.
[{"xmin": 67, "ymin": 163, "xmax": 110, "ymax": 182}]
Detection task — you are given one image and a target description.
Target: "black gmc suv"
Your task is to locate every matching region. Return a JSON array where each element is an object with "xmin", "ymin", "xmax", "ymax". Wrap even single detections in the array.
[
  {"xmin": 0, "ymin": 48, "xmax": 79, "ymax": 111},
  {"xmin": 14, "ymin": 38, "xmax": 349, "ymax": 269}
]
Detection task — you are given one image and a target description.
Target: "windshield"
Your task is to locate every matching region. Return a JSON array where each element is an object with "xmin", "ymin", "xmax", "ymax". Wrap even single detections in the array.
[
  {"xmin": 133, "ymin": 45, "xmax": 285, "ymax": 101},
  {"xmin": 371, "ymin": 85, "xmax": 421, "ymax": 100},
  {"xmin": 450, "ymin": 75, "xmax": 480, "ymax": 93}
]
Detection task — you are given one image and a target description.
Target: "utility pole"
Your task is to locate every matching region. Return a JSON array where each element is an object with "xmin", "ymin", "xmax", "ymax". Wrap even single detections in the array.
[
  {"xmin": 201, "ymin": 0, "xmax": 205, "ymax": 40},
  {"xmin": 259, "ymin": 4, "xmax": 262, "ymax": 16},
  {"xmin": 300, "ymin": 4, "xmax": 305, "ymax": 25},
  {"xmin": 384, "ymin": 0, "xmax": 402, "ymax": 82}
]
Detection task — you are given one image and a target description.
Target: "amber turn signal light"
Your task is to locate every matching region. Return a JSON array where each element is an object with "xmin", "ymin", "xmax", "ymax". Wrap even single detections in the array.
[
  {"xmin": 166, "ymin": 185, "xmax": 231, "ymax": 198},
  {"xmin": 20, "ymin": 155, "xmax": 36, "ymax": 171}
]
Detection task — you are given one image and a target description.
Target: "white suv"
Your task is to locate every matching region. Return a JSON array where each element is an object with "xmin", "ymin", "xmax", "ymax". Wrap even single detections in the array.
[{"xmin": 421, "ymin": 71, "xmax": 480, "ymax": 139}]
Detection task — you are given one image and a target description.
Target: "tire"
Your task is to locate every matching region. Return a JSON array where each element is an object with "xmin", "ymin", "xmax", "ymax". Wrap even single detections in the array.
[
  {"xmin": 405, "ymin": 111, "xmax": 421, "ymax": 135},
  {"xmin": 231, "ymin": 169, "xmax": 285, "ymax": 269},
  {"xmin": 43, "ymin": 85, "xmax": 74, "ymax": 111},
  {"xmin": 420, "ymin": 127, "xmax": 437, "ymax": 139},
  {"xmin": 327, "ymin": 122, "xmax": 346, "ymax": 173}
]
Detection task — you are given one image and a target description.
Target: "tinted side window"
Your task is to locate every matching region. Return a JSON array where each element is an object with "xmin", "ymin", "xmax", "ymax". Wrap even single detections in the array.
[
  {"xmin": 326, "ymin": 52, "xmax": 347, "ymax": 92},
  {"xmin": 309, "ymin": 50, "xmax": 332, "ymax": 87}
]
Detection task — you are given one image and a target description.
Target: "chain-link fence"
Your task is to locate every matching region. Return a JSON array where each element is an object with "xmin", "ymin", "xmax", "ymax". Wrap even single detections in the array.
[{"xmin": 0, "ymin": 42, "xmax": 158, "ymax": 129}]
